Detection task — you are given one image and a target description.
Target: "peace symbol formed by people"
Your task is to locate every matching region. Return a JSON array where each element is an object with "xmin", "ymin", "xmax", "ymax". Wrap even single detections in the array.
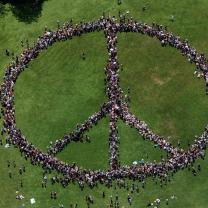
[{"xmin": 1, "ymin": 16, "xmax": 208, "ymax": 186}]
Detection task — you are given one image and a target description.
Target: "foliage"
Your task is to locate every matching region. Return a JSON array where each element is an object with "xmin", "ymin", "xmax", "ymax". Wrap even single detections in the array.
[{"xmin": 0, "ymin": 0, "xmax": 47, "ymax": 23}]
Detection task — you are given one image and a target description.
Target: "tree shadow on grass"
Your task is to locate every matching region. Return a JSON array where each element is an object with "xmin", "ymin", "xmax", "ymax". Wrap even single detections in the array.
[
  {"xmin": 0, "ymin": 0, "xmax": 48, "ymax": 23},
  {"xmin": 0, "ymin": 2, "xmax": 7, "ymax": 17}
]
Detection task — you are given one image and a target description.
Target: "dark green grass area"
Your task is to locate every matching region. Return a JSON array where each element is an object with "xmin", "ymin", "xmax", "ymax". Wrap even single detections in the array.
[{"xmin": 1, "ymin": 0, "xmax": 208, "ymax": 207}]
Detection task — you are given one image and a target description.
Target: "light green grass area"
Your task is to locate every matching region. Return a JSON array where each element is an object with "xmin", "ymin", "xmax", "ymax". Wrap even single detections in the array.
[{"xmin": 1, "ymin": 0, "xmax": 208, "ymax": 207}]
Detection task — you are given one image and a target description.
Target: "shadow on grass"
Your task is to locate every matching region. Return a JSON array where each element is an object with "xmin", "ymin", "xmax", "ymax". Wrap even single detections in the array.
[
  {"xmin": 0, "ymin": 2, "xmax": 7, "ymax": 17},
  {"xmin": 0, "ymin": 0, "xmax": 48, "ymax": 23}
]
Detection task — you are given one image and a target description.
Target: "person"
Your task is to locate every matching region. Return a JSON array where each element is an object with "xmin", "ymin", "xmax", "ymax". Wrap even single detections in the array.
[
  {"xmin": 54, "ymin": 191, "xmax": 57, "ymax": 199},
  {"xmin": 19, "ymin": 168, "xmax": 23, "ymax": 175},
  {"xmin": 170, "ymin": 15, "xmax": 175, "ymax": 22},
  {"xmin": 22, "ymin": 165, "xmax": 26, "ymax": 173},
  {"xmin": 21, "ymin": 40, "xmax": 24, "ymax": 47},
  {"xmin": 13, "ymin": 161, "xmax": 16, "ymax": 168},
  {"xmin": 5, "ymin": 49, "xmax": 10, "ymax": 56},
  {"xmin": 192, "ymin": 167, "xmax": 197, "ymax": 176},
  {"xmin": 115, "ymin": 193, "xmax": 118, "ymax": 201},
  {"xmin": 127, "ymin": 194, "xmax": 132, "ymax": 206},
  {"xmin": 81, "ymin": 51, "xmax": 86, "ymax": 60},
  {"xmin": 142, "ymin": 5, "xmax": 147, "ymax": 11},
  {"xmin": 41, "ymin": 180, "xmax": 46, "ymax": 188},
  {"xmin": 117, "ymin": 0, "xmax": 122, "ymax": 5},
  {"xmin": 198, "ymin": 164, "xmax": 201, "ymax": 171},
  {"xmin": 8, "ymin": 170, "xmax": 12, "ymax": 178},
  {"xmin": 57, "ymin": 20, "xmax": 60, "ymax": 28},
  {"xmin": 147, "ymin": 201, "xmax": 152, "ymax": 207},
  {"xmin": 110, "ymin": 195, "xmax": 113, "ymax": 204},
  {"xmin": 155, "ymin": 198, "xmax": 160, "ymax": 206}
]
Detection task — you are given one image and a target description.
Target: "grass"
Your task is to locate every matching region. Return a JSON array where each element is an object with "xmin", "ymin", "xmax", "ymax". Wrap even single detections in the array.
[{"xmin": 1, "ymin": 0, "xmax": 208, "ymax": 207}]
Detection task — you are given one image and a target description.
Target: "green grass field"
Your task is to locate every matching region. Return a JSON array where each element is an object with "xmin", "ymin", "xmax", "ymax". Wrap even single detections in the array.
[{"xmin": 1, "ymin": 0, "xmax": 208, "ymax": 207}]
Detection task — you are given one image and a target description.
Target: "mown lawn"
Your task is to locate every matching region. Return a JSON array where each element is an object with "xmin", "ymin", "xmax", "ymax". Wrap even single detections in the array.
[{"xmin": 1, "ymin": 0, "xmax": 208, "ymax": 207}]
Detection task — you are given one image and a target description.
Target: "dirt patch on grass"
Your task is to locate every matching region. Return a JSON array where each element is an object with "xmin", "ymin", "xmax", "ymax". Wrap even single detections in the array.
[
  {"xmin": 160, "ymin": 117, "xmax": 177, "ymax": 139},
  {"xmin": 151, "ymin": 74, "xmax": 172, "ymax": 86},
  {"xmin": 152, "ymin": 75, "xmax": 165, "ymax": 85}
]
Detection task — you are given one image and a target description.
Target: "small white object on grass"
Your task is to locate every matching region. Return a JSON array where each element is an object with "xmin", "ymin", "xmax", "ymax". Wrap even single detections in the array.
[
  {"xmin": 20, "ymin": 195, "xmax": 24, "ymax": 200},
  {"xmin": 155, "ymin": 198, "xmax": 160, "ymax": 204},
  {"xmin": 170, "ymin": 15, "xmax": 175, "ymax": 22},
  {"xmin": 133, "ymin": 161, "xmax": 138, "ymax": 165},
  {"xmin": 171, "ymin": 195, "xmax": 177, "ymax": 199},
  {"xmin": 30, "ymin": 198, "xmax": 36, "ymax": 204},
  {"xmin": 5, "ymin": 143, "xmax": 10, "ymax": 148}
]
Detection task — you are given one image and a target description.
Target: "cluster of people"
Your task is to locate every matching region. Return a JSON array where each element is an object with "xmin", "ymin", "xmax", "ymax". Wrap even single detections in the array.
[
  {"xmin": 147, "ymin": 195, "xmax": 177, "ymax": 207},
  {"xmin": 1, "ymin": 15, "xmax": 208, "ymax": 188}
]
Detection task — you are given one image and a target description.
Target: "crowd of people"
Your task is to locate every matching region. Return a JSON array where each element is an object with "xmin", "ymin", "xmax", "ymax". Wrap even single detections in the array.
[
  {"xmin": 1, "ymin": 15, "xmax": 208, "ymax": 188},
  {"xmin": 105, "ymin": 20, "xmax": 121, "ymax": 170}
]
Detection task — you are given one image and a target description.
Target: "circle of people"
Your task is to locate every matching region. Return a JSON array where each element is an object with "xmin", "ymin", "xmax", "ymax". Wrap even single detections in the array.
[{"xmin": 1, "ymin": 15, "xmax": 208, "ymax": 188}]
